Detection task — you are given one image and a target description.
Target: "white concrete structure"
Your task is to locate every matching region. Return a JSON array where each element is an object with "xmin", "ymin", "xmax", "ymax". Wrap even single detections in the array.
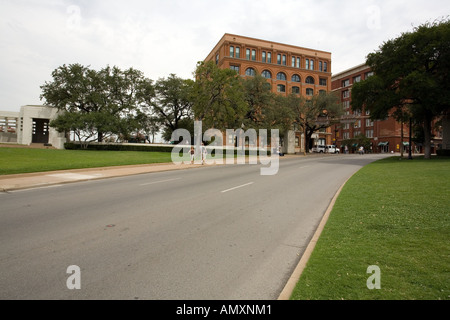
[{"xmin": 0, "ymin": 105, "xmax": 66, "ymax": 149}]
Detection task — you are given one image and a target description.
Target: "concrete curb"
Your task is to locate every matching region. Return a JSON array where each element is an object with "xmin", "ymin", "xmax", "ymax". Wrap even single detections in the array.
[{"xmin": 277, "ymin": 177, "xmax": 350, "ymax": 300}]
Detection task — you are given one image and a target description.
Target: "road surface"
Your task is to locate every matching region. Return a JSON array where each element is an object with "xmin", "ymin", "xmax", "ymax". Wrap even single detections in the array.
[{"xmin": 0, "ymin": 153, "xmax": 388, "ymax": 299}]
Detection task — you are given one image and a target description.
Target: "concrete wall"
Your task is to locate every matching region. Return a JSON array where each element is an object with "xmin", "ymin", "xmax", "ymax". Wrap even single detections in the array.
[
  {"xmin": 18, "ymin": 105, "xmax": 66, "ymax": 149},
  {"xmin": 0, "ymin": 111, "xmax": 19, "ymax": 143}
]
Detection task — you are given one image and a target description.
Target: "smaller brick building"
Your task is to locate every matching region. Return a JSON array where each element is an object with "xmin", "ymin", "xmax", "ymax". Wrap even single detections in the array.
[{"xmin": 330, "ymin": 64, "xmax": 439, "ymax": 154}]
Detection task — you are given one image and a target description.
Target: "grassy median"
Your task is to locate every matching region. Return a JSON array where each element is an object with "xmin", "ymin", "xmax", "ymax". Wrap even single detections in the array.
[
  {"xmin": 0, "ymin": 147, "xmax": 173, "ymax": 175},
  {"xmin": 291, "ymin": 156, "xmax": 450, "ymax": 300}
]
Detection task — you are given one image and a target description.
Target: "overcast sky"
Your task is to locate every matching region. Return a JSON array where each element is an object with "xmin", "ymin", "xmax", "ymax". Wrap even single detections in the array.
[{"xmin": 1, "ymin": 0, "xmax": 449, "ymax": 112}]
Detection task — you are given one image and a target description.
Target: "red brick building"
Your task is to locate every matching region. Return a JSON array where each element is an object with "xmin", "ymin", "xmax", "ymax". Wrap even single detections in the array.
[
  {"xmin": 331, "ymin": 63, "xmax": 443, "ymax": 154},
  {"xmin": 204, "ymin": 33, "xmax": 333, "ymax": 153}
]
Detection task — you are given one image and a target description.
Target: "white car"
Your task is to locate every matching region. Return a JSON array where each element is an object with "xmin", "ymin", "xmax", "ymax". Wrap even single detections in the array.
[
  {"xmin": 312, "ymin": 145, "xmax": 326, "ymax": 153},
  {"xmin": 326, "ymin": 145, "xmax": 340, "ymax": 154}
]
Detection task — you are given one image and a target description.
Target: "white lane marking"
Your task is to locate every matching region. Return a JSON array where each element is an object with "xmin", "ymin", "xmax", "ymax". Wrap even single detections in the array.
[
  {"xmin": 140, "ymin": 178, "xmax": 182, "ymax": 186},
  {"xmin": 299, "ymin": 166, "xmax": 310, "ymax": 169},
  {"xmin": 221, "ymin": 182, "xmax": 254, "ymax": 193}
]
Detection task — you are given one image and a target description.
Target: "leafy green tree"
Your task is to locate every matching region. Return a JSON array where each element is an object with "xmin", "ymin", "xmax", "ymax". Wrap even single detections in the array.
[
  {"xmin": 352, "ymin": 19, "xmax": 450, "ymax": 159},
  {"xmin": 150, "ymin": 74, "xmax": 194, "ymax": 141},
  {"xmin": 41, "ymin": 64, "xmax": 154, "ymax": 144},
  {"xmin": 288, "ymin": 92, "xmax": 341, "ymax": 152},
  {"xmin": 192, "ymin": 61, "xmax": 248, "ymax": 130},
  {"xmin": 241, "ymin": 73, "xmax": 276, "ymax": 129}
]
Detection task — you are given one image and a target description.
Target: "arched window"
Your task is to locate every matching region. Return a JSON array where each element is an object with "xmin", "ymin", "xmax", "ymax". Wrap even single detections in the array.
[
  {"xmin": 306, "ymin": 76, "xmax": 315, "ymax": 84},
  {"xmin": 276, "ymin": 72, "xmax": 287, "ymax": 81},
  {"xmin": 245, "ymin": 68, "xmax": 256, "ymax": 77},
  {"xmin": 291, "ymin": 74, "xmax": 301, "ymax": 82},
  {"xmin": 262, "ymin": 70, "xmax": 272, "ymax": 79}
]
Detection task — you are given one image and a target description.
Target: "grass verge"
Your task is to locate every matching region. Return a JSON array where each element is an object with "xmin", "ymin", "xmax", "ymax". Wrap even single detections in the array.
[
  {"xmin": 0, "ymin": 147, "xmax": 173, "ymax": 175},
  {"xmin": 290, "ymin": 156, "xmax": 450, "ymax": 300}
]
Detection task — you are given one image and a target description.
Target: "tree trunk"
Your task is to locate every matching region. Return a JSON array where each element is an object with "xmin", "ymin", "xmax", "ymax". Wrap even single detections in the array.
[
  {"xmin": 98, "ymin": 132, "xmax": 103, "ymax": 143},
  {"xmin": 423, "ymin": 115, "xmax": 432, "ymax": 159}
]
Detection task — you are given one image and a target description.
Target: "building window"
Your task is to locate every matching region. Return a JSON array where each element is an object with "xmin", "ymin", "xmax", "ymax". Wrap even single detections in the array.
[
  {"xmin": 277, "ymin": 84, "xmax": 286, "ymax": 93},
  {"xmin": 277, "ymin": 54, "xmax": 281, "ymax": 65},
  {"xmin": 230, "ymin": 65, "xmax": 240, "ymax": 74},
  {"xmin": 305, "ymin": 59, "xmax": 309, "ymax": 70},
  {"xmin": 215, "ymin": 54, "xmax": 219, "ymax": 65},
  {"xmin": 354, "ymin": 120, "xmax": 361, "ymax": 128},
  {"xmin": 365, "ymin": 71, "xmax": 374, "ymax": 78},
  {"xmin": 305, "ymin": 76, "xmax": 315, "ymax": 84},
  {"xmin": 343, "ymin": 132, "xmax": 350, "ymax": 140},
  {"xmin": 252, "ymin": 49, "xmax": 256, "ymax": 61},
  {"xmin": 262, "ymin": 51, "xmax": 266, "ymax": 63},
  {"xmin": 297, "ymin": 57, "xmax": 301, "ymax": 68},
  {"xmin": 267, "ymin": 52, "xmax": 272, "ymax": 63},
  {"xmin": 292, "ymin": 57, "xmax": 296, "ymax": 67},
  {"xmin": 343, "ymin": 101, "xmax": 350, "ymax": 109},
  {"xmin": 310, "ymin": 60, "xmax": 314, "ymax": 70},
  {"xmin": 236, "ymin": 47, "xmax": 240, "ymax": 58},
  {"xmin": 324, "ymin": 62, "xmax": 328, "ymax": 72},
  {"xmin": 353, "ymin": 75, "xmax": 361, "ymax": 83},
  {"xmin": 276, "ymin": 72, "xmax": 287, "ymax": 81},
  {"xmin": 319, "ymin": 61, "xmax": 323, "ymax": 72},
  {"xmin": 366, "ymin": 130, "xmax": 374, "ymax": 138},
  {"xmin": 319, "ymin": 78, "xmax": 327, "ymax": 86},
  {"xmin": 246, "ymin": 49, "xmax": 251, "ymax": 60},
  {"xmin": 292, "ymin": 86, "xmax": 300, "ymax": 94},
  {"xmin": 245, "ymin": 68, "xmax": 256, "ymax": 76},
  {"xmin": 262, "ymin": 70, "xmax": 272, "ymax": 79},
  {"xmin": 282, "ymin": 54, "xmax": 286, "ymax": 65},
  {"xmin": 342, "ymin": 90, "xmax": 350, "ymax": 99},
  {"xmin": 342, "ymin": 79, "xmax": 350, "ymax": 87},
  {"xmin": 291, "ymin": 74, "xmax": 300, "ymax": 82},
  {"xmin": 230, "ymin": 46, "xmax": 234, "ymax": 57},
  {"xmin": 306, "ymin": 88, "xmax": 314, "ymax": 96},
  {"xmin": 366, "ymin": 119, "xmax": 374, "ymax": 127}
]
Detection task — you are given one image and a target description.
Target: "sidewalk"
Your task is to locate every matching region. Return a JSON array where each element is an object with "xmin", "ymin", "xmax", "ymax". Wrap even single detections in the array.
[{"xmin": 0, "ymin": 162, "xmax": 198, "ymax": 192}]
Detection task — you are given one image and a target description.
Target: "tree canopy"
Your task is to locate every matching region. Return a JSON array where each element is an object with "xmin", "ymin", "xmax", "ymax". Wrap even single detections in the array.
[
  {"xmin": 40, "ymin": 64, "xmax": 153, "ymax": 145},
  {"xmin": 352, "ymin": 19, "xmax": 450, "ymax": 158}
]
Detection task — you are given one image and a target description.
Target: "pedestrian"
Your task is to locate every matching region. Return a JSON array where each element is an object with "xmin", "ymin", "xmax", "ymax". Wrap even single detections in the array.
[
  {"xmin": 190, "ymin": 146, "xmax": 195, "ymax": 164},
  {"xmin": 201, "ymin": 143, "xmax": 207, "ymax": 165},
  {"xmin": 359, "ymin": 146, "xmax": 364, "ymax": 155},
  {"xmin": 345, "ymin": 145, "xmax": 349, "ymax": 154}
]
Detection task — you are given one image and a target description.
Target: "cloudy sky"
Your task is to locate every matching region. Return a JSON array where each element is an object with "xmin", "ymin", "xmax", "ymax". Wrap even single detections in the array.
[{"xmin": 1, "ymin": 0, "xmax": 448, "ymax": 112}]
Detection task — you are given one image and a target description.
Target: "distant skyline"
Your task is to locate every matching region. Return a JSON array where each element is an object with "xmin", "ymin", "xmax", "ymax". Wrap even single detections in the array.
[{"xmin": 1, "ymin": 0, "xmax": 449, "ymax": 112}]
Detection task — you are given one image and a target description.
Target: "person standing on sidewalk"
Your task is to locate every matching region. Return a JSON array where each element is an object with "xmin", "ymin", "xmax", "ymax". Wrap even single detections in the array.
[
  {"xmin": 190, "ymin": 146, "xmax": 195, "ymax": 164},
  {"xmin": 201, "ymin": 143, "xmax": 207, "ymax": 165}
]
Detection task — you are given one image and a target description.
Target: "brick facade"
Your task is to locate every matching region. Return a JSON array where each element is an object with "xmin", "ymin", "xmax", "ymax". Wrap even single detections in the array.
[{"xmin": 204, "ymin": 34, "xmax": 333, "ymax": 152}]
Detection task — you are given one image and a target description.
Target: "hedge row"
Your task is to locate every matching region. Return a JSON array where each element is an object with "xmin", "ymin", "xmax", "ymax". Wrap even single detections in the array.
[
  {"xmin": 436, "ymin": 149, "xmax": 450, "ymax": 156},
  {"xmin": 64, "ymin": 142, "xmax": 174, "ymax": 152},
  {"xmin": 64, "ymin": 142, "xmax": 272, "ymax": 155}
]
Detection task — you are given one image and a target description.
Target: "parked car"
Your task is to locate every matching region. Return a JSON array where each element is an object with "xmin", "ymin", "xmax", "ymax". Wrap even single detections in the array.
[
  {"xmin": 312, "ymin": 145, "xmax": 326, "ymax": 153},
  {"xmin": 326, "ymin": 145, "xmax": 340, "ymax": 154}
]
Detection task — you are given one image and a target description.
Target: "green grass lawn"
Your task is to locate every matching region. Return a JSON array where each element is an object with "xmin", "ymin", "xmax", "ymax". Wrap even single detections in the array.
[
  {"xmin": 291, "ymin": 156, "xmax": 450, "ymax": 300},
  {"xmin": 0, "ymin": 147, "xmax": 173, "ymax": 175}
]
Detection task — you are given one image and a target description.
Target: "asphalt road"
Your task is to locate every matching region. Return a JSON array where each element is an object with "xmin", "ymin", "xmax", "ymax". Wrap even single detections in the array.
[{"xmin": 0, "ymin": 153, "xmax": 388, "ymax": 300}]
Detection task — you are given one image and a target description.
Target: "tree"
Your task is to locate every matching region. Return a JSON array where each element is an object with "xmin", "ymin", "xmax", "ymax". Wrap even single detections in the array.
[
  {"xmin": 41, "ymin": 64, "xmax": 154, "ymax": 144},
  {"xmin": 289, "ymin": 92, "xmax": 341, "ymax": 152},
  {"xmin": 352, "ymin": 19, "xmax": 450, "ymax": 159},
  {"xmin": 241, "ymin": 73, "xmax": 277, "ymax": 129},
  {"xmin": 149, "ymin": 74, "xmax": 194, "ymax": 142},
  {"xmin": 192, "ymin": 61, "xmax": 248, "ymax": 130}
]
